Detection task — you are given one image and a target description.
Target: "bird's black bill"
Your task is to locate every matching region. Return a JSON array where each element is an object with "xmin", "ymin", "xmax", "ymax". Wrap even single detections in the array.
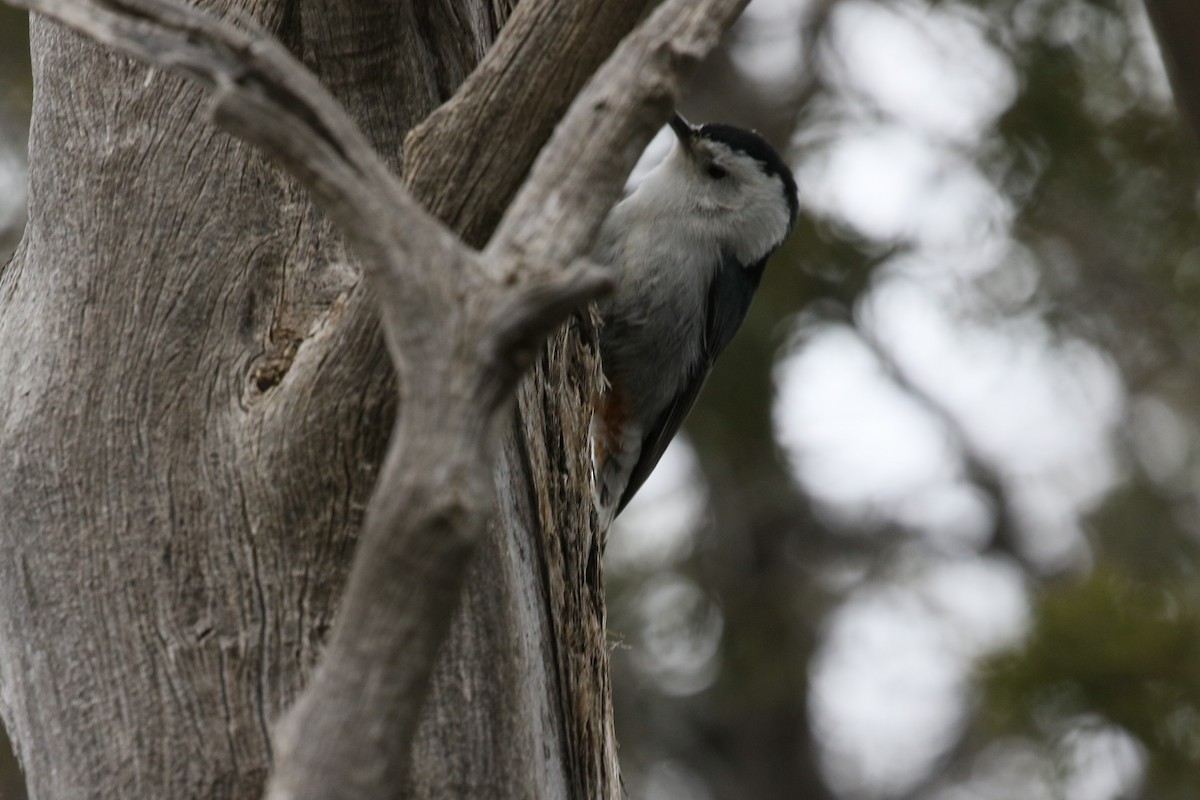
[
  {"xmin": 667, "ymin": 113, "xmax": 696, "ymax": 160},
  {"xmin": 668, "ymin": 113, "xmax": 695, "ymax": 147}
]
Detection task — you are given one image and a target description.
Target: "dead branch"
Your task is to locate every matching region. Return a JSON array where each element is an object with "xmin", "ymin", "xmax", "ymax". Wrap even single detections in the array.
[{"xmin": 404, "ymin": 0, "xmax": 647, "ymax": 246}]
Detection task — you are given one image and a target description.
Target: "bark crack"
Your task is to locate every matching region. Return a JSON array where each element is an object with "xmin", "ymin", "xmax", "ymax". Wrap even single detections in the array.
[{"xmin": 235, "ymin": 479, "xmax": 275, "ymax": 756}]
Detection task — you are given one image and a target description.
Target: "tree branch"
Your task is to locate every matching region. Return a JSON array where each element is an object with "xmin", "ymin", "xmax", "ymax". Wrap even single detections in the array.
[
  {"xmin": 404, "ymin": 0, "xmax": 647, "ymax": 246},
  {"xmin": 7, "ymin": 0, "xmax": 467, "ymax": 315}
]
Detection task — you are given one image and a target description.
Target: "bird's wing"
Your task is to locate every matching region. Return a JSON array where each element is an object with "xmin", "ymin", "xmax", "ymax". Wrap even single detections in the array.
[{"xmin": 614, "ymin": 253, "xmax": 767, "ymax": 514}]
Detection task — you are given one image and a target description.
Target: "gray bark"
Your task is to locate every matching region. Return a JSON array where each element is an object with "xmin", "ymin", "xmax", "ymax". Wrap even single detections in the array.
[{"xmin": 0, "ymin": 0, "xmax": 748, "ymax": 798}]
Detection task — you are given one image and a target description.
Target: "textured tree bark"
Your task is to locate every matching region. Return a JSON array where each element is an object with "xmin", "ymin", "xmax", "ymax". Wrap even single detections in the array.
[
  {"xmin": 0, "ymin": 0, "xmax": 748, "ymax": 797},
  {"xmin": 1, "ymin": 4, "xmax": 487, "ymax": 796}
]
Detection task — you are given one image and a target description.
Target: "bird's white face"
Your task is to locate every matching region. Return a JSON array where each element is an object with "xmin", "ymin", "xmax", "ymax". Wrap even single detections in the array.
[{"xmin": 650, "ymin": 133, "xmax": 796, "ymax": 267}]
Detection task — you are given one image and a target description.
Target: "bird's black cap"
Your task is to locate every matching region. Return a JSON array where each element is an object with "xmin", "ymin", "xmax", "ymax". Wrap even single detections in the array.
[{"xmin": 697, "ymin": 121, "xmax": 799, "ymax": 227}]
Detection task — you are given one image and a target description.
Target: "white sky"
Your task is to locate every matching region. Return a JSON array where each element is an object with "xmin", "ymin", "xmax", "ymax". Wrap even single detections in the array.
[{"xmin": 810, "ymin": 557, "xmax": 1029, "ymax": 796}]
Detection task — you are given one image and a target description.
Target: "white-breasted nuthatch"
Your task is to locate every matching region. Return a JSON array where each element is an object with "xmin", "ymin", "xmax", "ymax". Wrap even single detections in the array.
[{"xmin": 591, "ymin": 113, "xmax": 798, "ymax": 527}]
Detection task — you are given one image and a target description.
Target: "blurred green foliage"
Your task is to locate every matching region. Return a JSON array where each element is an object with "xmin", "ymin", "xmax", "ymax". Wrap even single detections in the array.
[
  {"xmin": 0, "ymin": 8, "xmax": 30, "ymax": 114},
  {"xmin": 615, "ymin": 0, "xmax": 1200, "ymax": 797},
  {"xmin": 982, "ymin": 567, "xmax": 1200, "ymax": 792},
  {"xmin": 964, "ymin": 1, "xmax": 1200, "ymax": 795},
  {"xmin": 0, "ymin": 6, "xmax": 28, "ymax": 262}
]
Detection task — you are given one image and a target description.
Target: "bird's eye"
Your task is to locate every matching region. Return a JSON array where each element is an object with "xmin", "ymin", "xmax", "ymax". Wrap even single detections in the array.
[{"xmin": 706, "ymin": 164, "xmax": 728, "ymax": 180}]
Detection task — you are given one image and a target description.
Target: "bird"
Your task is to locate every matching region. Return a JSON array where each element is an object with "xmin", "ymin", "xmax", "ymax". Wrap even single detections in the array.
[{"xmin": 590, "ymin": 112, "xmax": 798, "ymax": 528}]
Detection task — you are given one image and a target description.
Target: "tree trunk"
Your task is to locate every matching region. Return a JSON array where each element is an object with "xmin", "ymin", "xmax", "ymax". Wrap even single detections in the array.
[{"xmin": 0, "ymin": 3, "xmax": 603, "ymax": 797}]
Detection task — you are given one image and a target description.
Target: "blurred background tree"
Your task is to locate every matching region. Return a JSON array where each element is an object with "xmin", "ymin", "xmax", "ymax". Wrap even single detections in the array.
[{"xmin": 2, "ymin": 0, "xmax": 1199, "ymax": 798}]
